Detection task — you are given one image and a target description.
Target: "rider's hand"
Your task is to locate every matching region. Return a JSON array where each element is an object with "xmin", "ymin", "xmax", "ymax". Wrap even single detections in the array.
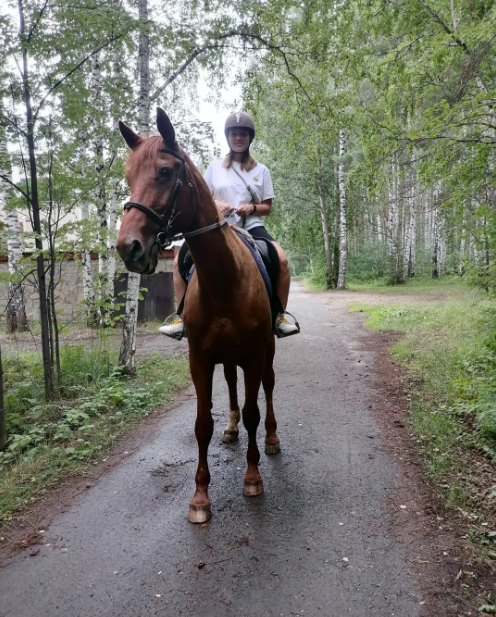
[
  {"xmin": 214, "ymin": 200, "xmax": 232, "ymax": 216},
  {"xmin": 237, "ymin": 202, "xmax": 254, "ymax": 216}
]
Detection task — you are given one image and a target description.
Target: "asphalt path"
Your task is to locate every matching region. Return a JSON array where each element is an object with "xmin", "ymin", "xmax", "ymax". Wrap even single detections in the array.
[{"xmin": 0, "ymin": 282, "xmax": 422, "ymax": 617}]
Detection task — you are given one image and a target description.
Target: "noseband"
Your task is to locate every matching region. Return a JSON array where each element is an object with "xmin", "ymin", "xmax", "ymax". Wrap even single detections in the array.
[{"xmin": 123, "ymin": 146, "xmax": 226, "ymax": 250}]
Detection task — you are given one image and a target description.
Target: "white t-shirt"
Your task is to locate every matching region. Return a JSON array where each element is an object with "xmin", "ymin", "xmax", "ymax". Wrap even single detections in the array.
[{"xmin": 203, "ymin": 159, "xmax": 275, "ymax": 231}]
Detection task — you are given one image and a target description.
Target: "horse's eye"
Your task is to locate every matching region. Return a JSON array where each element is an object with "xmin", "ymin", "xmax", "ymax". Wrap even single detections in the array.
[{"xmin": 159, "ymin": 167, "xmax": 173, "ymax": 180}]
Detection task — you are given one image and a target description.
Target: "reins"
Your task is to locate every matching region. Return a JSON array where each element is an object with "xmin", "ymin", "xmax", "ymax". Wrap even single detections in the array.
[{"xmin": 123, "ymin": 146, "xmax": 226, "ymax": 250}]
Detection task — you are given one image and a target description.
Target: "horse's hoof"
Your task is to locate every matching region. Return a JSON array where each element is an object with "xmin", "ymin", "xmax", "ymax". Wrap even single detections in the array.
[
  {"xmin": 188, "ymin": 504, "xmax": 212, "ymax": 524},
  {"xmin": 222, "ymin": 430, "xmax": 239, "ymax": 444},
  {"xmin": 243, "ymin": 480, "xmax": 263, "ymax": 497},
  {"xmin": 265, "ymin": 442, "xmax": 280, "ymax": 455}
]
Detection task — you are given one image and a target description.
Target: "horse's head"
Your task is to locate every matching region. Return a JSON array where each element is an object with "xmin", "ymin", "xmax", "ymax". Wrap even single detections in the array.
[{"xmin": 116, "ymin": 108, "xmax": 197, "ymax": 274}]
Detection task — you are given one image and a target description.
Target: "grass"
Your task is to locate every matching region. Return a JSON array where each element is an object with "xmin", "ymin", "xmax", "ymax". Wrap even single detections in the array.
[
  {"xmin": 350, "ymin": 280, "xmax": 496, "ymax": 543},
  {"xmin": 347, "ymin": 274, "xmax": 472, "ymax": 295},
  {"xmin": 0, "ymin": 345, "xmax": 190, "ymax": 521}
]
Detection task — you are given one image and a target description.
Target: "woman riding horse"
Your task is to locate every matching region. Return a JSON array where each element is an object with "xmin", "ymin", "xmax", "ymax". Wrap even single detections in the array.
[
  {"xmin": 159, "ymin": 111, "xmax": 300, "ymax": 340},
  {"xmin": 116, "ymin": 108, "xmax": 282, "ymax": 523}
]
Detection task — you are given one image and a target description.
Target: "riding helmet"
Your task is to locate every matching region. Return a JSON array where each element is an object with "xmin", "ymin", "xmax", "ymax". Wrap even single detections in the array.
[{"xmin": 224, "ymin": 112, "xmax": 255, "ymax": 141}]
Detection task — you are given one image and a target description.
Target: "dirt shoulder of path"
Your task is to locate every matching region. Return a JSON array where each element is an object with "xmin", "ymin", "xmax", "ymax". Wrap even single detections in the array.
[{"xmin": 318, "ymin": 289, "xmax": 496, "ymax": 616}]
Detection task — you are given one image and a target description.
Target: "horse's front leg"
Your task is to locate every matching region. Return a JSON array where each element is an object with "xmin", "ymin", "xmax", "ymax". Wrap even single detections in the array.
[
  {"xmin": 263, "ymin": 336, "xmax": 280, "ymax": 455},
  {"xmin": 188, "ymin": 354, "xmax": 215, "ymax": 524},
  {"xmin": 242, "ymin": 359, "xmax": 265, "ymax": 496},
  {"xmin": 222, "ymin": 363, "xmax": 241, "ymax": 444}
]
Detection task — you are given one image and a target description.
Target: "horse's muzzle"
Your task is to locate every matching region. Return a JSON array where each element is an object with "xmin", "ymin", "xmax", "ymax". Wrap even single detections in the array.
[{"xmin": 116, "ymin": 237, "xmax": 158, "ymax": 275}]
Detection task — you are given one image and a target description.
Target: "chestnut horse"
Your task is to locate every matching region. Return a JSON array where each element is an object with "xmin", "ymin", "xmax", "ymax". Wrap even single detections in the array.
[{"xmin": 115, "ymin": 108, "xmax": 280, "ymax": 523}]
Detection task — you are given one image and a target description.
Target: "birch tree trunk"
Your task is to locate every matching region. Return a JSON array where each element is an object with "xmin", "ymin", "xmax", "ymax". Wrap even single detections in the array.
[
  {"xmin": 432, "ymin": 189, "xmax": 440, "ymax": 279},
  {"xmin": 402, "ymin": 161, "xmax": 416, "ymax": 279},
  {"xmin": 119, "ymin": 0, "xmax": 149, "ymax": 373},
  {"xmin": 108, "ymin": 187, "xmax": 118, "ymax": 299},
  {"xmin": 18, "ymin": 1, "xmax": 54, "ymax": 398},
  {"xmin": 458, "ymin": 215, "xmax": 466, "ymax": 276},
  {"xmin": 107, "ymin": 44, "xmax": 123, "ymax": 307},
  {"xmin": 91, "ymin": 54, "xmax": 109, "ymax": 317},
  {"xmin": 336, "ymin": 129, "xmax": 348, "ymax": 289},
  {"xmin": 316, "ymin": 156, "xmax": 333, "ymax": 288},
  {"xmin": 4, "ymin": 208, "xmax": 27, "ymax": 332},
  {"xmin": 79, "ymin": 139, "xmax": 96, "ymax": 324},
  {"xmin": 0, "ymin": 342, "xmax": 6, "ymax": 450},
  {"xmin": 1, "ymin": 107, "xmax": 27, "ymax": 332},
  {"xmin": 387, "ymin": 158, "xmax": 402, "ymax": 283}
]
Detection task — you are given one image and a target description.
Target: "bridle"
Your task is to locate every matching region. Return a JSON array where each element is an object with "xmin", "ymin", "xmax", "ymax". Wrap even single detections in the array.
[{"xmin": 123, "ymin": 146, "xmax": 226, "ymax": 250}]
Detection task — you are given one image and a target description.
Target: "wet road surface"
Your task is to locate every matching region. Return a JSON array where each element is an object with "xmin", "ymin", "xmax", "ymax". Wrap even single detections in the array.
[{"xmin": 0, "ymin": 282, "xmax": 422, "ymax": 616}]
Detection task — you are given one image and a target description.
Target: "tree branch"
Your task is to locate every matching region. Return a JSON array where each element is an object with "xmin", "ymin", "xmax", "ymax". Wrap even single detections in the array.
[
  {"xmin": 0, "ymin": 173, "xmax": 30, "ymax": 200},
  {"xmin": 27, "ymin": 0, "xmax": 49, "ymax": 43},
  {"xmin": 150, "ymin": 29, "xmax": 312, "ymax": 104},
  {"xmin": 33, "ymin": 27, "xmax": 135, "ymax": 122}
]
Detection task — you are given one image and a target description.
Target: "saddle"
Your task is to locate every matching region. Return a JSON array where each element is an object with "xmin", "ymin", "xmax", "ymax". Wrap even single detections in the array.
[{"xmin": 178, "ymin": 228, "xmax": 282, "ymax": 326}]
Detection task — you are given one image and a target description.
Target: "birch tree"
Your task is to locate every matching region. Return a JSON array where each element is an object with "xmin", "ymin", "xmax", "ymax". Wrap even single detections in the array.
[
  {"xmin": 336, "ymin": 129, "xmax": 348, "ymax": 289},
  {"xmin": 119, "ymin": 0, "xmax": 149, "ymax": 374},
  {"xmin": 1, "ymin": 108, "xmax": 27, "ymax": 332}
]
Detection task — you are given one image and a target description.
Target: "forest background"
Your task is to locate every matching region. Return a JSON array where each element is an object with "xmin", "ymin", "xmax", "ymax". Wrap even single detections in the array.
[{"xmin": 1, "ymin": 0, "xmax": 496, "ymax": 562}]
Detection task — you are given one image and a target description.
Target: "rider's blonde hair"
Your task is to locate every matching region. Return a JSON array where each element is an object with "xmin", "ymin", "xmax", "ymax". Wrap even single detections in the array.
[{"xmin": 223, "ymin": 151, "xmax": 257, "ymax": 172}]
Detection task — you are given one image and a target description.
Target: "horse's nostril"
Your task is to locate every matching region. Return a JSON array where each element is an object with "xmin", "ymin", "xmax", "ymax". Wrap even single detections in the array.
[
  {"xmin": 129, "ymin": 239, "xmax": 144, "ymax": 262},
  {"xmin": 116, "ymin": 237, "xmax": 144, "ymax": 263}
]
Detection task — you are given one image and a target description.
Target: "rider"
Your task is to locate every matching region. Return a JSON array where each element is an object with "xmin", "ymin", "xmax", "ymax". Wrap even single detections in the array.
[{"xmin": 159, "ymin": 111, "xmax": 299, "ymax": 339}]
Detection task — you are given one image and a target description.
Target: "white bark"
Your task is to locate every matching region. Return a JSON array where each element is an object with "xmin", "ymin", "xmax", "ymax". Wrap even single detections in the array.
[
  {"xmin": 318, "ymin": 189, "xmax": 333, "ymax": 286},
  {"xmin": 432, "ymin": 188, "xmax": 441, "ymax": 278},
  {"xmin": 1, "ymin": 112, "xmax": 27, "ymax": 332},
  {"xmin": 80, "ymin": 200, "xmax": 95, "ymax": 309},
  {"xmin": 118, "ymin": 272, "xmax": 140, "ymax": 373},
  {"xmin": 120, "ymin": 0, "xmax": 149, "ymax": 371},
  {"xmin": 387, "ymin": 159, "xmax": 402, "ymax": 282},
  {"xmin": 336, "ymin": 129, "xmax": 348, "ymax": 289},
  {"xmin": 79, "ymin": 139, "xmax": 95, "ymax": 320},
  {"xmin": 107, "ymin": 44, "xmax": 123, "ymax": 306},
  {"xmin": 403, "ymin": 163, "xmax": 416, "ymax": 279},
  {"xmin": 138, "ymin": 0, "xmax": 150, "ymax": 135},
  {"xmin": 108, "ymin": 188, "xmax": 117, "ymax": 297},
  {"xmin": 91, "ymin": 54, "xmax": 108, "ymax": 301}
]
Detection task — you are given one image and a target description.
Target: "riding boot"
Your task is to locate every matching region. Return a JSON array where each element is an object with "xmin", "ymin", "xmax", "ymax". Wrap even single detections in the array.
[
  {"xmin": 159, "ymin": 313, "xmax": 185, "ymax": 340},
  {"xmin": 275, "ymin": 311, "xmax": 300, "ymax": 338}
]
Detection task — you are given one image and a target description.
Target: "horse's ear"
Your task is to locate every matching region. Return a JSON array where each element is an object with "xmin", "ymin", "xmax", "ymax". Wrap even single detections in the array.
[
  {"xmin": 119, "ymin": 121, "xmax": 141, "ymax": 150},
  {"xmin": 156, "ymin": 107, "xmax": 177, "ymax": 147}
]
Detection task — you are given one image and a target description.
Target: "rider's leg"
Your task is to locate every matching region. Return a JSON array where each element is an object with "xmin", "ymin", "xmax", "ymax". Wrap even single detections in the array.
[
  {"xmin": 271, "ymin": 241, "xmax": 290, "ymax": 310},
  {"xmin": 173, "ymin": 251, "xmax": 187, "ymax": 311},
  {"xmin": 271, "ymin": 241, "xmax": 299, "ymax": 338},
  {"xmin": 159, "ymin": 249, "xmax": 187, "ymax": 339}
]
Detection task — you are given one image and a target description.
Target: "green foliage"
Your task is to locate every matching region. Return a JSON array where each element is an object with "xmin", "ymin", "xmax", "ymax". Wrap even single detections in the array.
[
  {"xmin": 0, "ymin": 346, "xmax": 190, "ymax": 519},
  {"xmin": 347, "ymin": 242, "xmax": 389, "ymax": 282}
]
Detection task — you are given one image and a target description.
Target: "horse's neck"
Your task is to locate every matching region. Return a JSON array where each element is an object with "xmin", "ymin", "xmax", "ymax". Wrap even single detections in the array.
[{"xmin": 186, "ymin": 224, "xmax": 241, "ymax": 299}]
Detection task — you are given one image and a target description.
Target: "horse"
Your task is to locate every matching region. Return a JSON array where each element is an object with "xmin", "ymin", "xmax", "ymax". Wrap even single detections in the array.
[{"xmin": 115, "ymin": 107, "xmax": 280, "ymax": 524}]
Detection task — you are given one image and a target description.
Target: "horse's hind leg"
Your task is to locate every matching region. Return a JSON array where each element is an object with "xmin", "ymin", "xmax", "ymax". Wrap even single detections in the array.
[
  {"xmin": 263, "ymin": 336, "xmax": 280, "ymax": 455},
  {"xmin": 242, "ymin": 360, "xmax": 265, "ymax": 496},
  {"xmin": 188, "ymin": 354, "xmax": 215, "ymax": 524},
  {"xmin": 222, "ymin": 363, "xmax": 240, "ymax": 444}
]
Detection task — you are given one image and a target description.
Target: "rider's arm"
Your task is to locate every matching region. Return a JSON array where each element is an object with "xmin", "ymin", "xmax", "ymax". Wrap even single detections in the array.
[{"xmin": 237, "ymin": 199, "xmax": 272, "ymax": 216}]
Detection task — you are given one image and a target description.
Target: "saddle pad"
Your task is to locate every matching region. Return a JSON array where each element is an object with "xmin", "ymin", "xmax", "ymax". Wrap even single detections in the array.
[{"xmin": 236, "ymin": 231, "xmax": 272, "ymax": 299}]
